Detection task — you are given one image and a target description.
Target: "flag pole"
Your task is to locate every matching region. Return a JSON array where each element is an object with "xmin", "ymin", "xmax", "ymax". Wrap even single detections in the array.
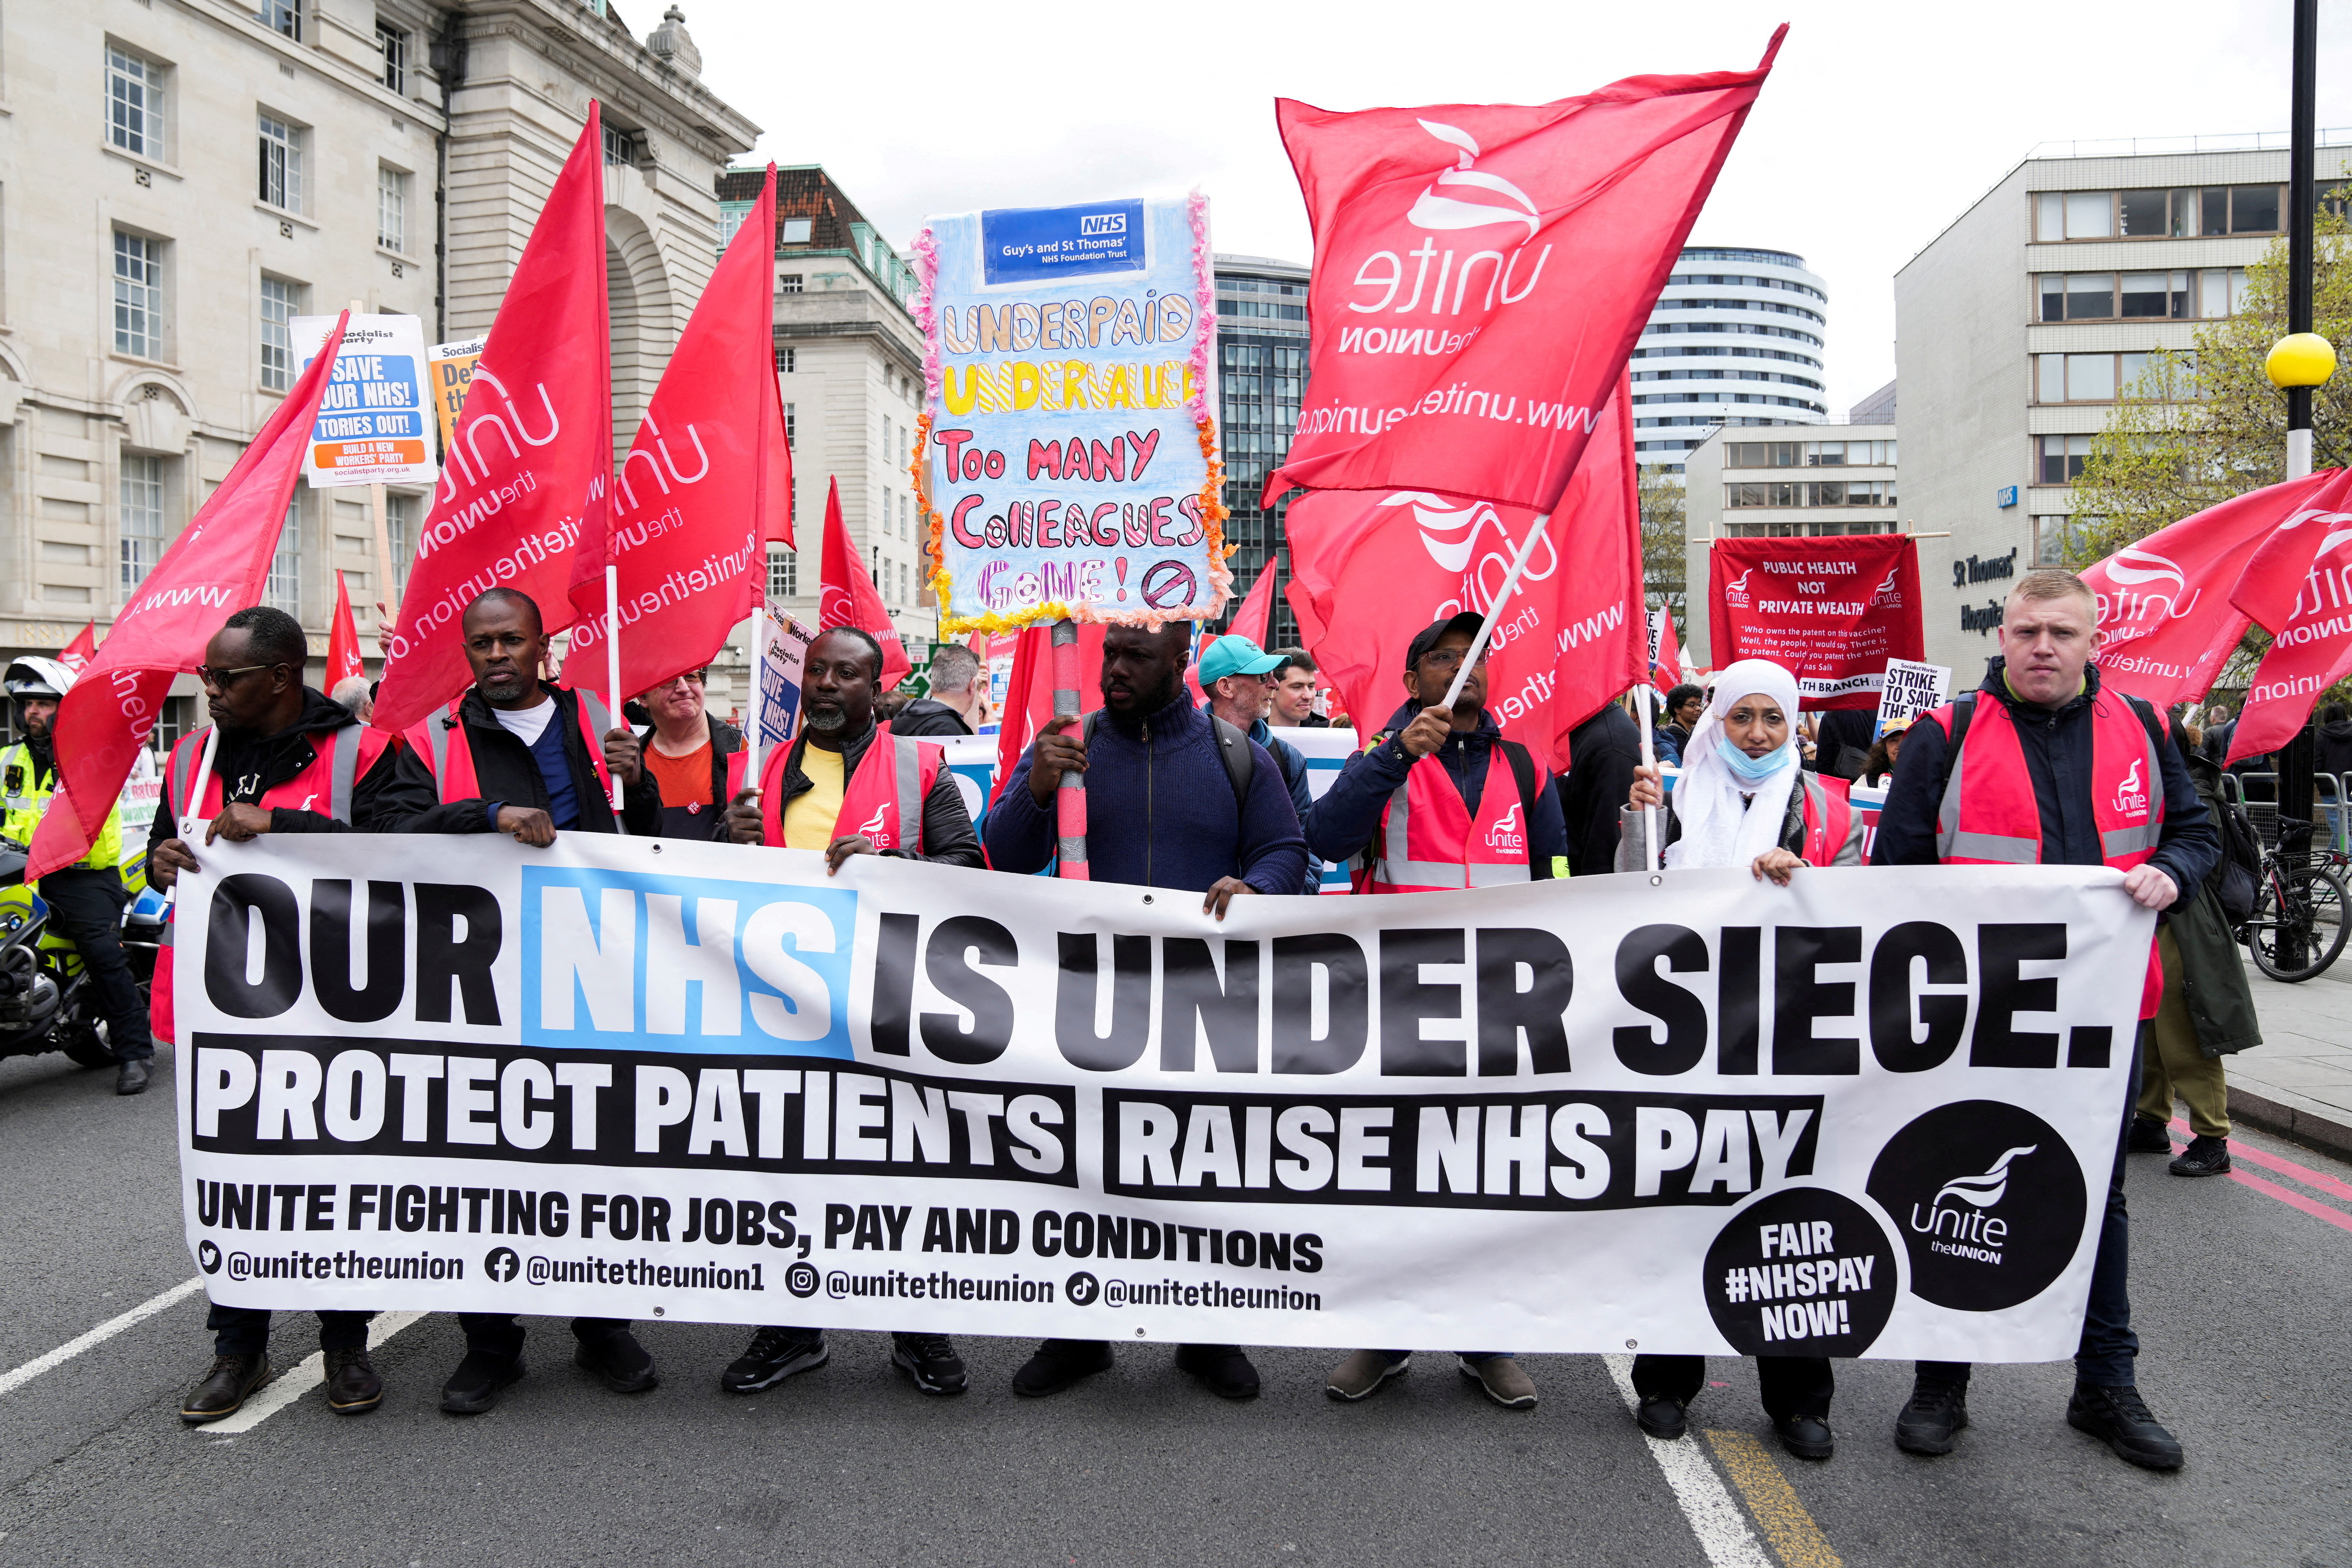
[
  {"xmin": 743, "ymin": 609, "xmax": 763, "ymax": 799},
  {"xmin": 604, "ymin": 562, "xmax": 623, "ymax": 812},
  {"xmin": 1438, "ymin": 511, "xmax": 1550, "ymax": 710},
  {"xmin": 1634, "ymin": 682, "xmax": 1660, "ymax": 869},
  {"xmin": 1052, "ymin": 617, "xmax": 1088, "ymax": 880},
  {"xmin": 180, "ymin": 726, "xmax": 220, "ymax": 843}
]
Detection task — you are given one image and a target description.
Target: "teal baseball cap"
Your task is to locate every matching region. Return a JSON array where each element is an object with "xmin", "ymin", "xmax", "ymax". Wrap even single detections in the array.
[{"xmin": 1199, "ymin": 634, "xmax": 1285, "ymax": 686}]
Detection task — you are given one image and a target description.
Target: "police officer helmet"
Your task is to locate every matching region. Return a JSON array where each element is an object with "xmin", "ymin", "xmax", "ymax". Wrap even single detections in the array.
[{"xmin": 3, "ymin": 657, "xmax": 74, "ymax": 704}]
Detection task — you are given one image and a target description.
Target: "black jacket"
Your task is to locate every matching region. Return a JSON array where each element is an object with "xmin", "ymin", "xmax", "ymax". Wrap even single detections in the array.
[
  {"xmin": 1558, "ymin": 702, "xmax": 1642, "ymax": 877},
  {"xmin": 1871, "ymin": 659, "xmax": 2219, "ymax": 899},
  {"xmin": 888, "ymin": 698, "xmax": 976, "ymax": 738},
  {"xmin": 770, "ymin": 720, "xmax": 983, "ymax": 867},
  {"xmin": 374, "ymin": 682, "xmax": 660, "ymax": 836},
  {"xmin": 149, "ymin": 689, "xmax": 399, "ymax": 853},
  {"xmin": 2315, "ymin": 716, "xmax": 2352, "ymax": 780}
]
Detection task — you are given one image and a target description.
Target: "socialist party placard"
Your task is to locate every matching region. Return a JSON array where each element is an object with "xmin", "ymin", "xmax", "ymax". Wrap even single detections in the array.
[
  {"xmin": 915, "ymin": 197, "xmax": 1228, "ymax": 632},
  {"xmin": 292, "ymin": 314, "xmax": 437, "ymax": 488},
  {"xmin": 1708, "ymin": 534, "xmax": 1925, "ymax": 710},
  {"xmin": 176, "ymin": 836, "xmax": 2148, "ymax": 1363}
]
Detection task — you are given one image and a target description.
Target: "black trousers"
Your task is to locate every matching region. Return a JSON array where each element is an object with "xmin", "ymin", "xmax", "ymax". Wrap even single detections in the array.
[
  {"xmin": 1633, "ymin": 1353, "xmax": 1834, "ymax": 1421},
  {"xmin": 458, "ymin": 1314, "xmax": 629, "ymax": 1354},
  {"xmin": 208, "ymin": 1303, "xmax": 372, "ymax": 1358},
  {"xmin": 41, "ymin": 868, "xmax": 151, "ymax": 1061}
]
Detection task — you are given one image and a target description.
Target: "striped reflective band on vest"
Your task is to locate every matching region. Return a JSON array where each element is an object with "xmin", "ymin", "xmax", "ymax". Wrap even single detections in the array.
[
  {"xmin": 1368, "ymin": 748, "xmax": 1531, "ymax": 891},
  {"xmin": 169, "ymin": 722, "xmax": 367, "ymax": 823},
  {"xmin": 1934, "ymin": 691, "xmax": 2166, "ymax": 866},
  {"xmin": 421, "ymin": 691, "xmax": 613, "ymax": 803}
]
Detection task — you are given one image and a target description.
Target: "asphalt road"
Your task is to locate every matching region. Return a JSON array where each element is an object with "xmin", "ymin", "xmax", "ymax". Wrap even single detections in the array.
[{"xmin": 1, "ymin": 1041, "xmax": 2347, "ymax": 1568}]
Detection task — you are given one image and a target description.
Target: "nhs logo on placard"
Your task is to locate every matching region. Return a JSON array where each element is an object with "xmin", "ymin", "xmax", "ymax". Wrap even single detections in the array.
[
  {"xmin": 981, "ymin": 199, "xmax": 1146, "ymax": 285},
  {"xmin": 1079, "ymin": 212, "xmax": 1128, "ymax": 237},
  {"xmin": 521, "ymin": 869, "xmax": 853, "ymax": 1057}
]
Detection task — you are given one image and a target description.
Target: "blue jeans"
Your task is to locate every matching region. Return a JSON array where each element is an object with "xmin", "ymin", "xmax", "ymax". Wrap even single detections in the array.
[{"xmin": 1919, "ymin": 1053, "xmax": 2139, "ymax": 1389}]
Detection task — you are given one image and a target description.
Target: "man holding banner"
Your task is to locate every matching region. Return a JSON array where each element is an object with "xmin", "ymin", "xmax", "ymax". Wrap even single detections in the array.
[{"xmin": 1871, "ymin": 568, "xmax": 2215, "ymax": 1471}]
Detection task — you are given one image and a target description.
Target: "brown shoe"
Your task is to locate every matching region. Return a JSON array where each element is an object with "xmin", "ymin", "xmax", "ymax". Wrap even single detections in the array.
[
  {"xmin": 324, "ymin": 1346, "xmax": 383, "ymax": 1414},
  {"xmin": 1325, "ymin": 1349, "xmax": 1409, "ymax": 1402},
  {"xmin": 1460, "ymin": 1355, "xmax": 1538, "ymax": 1410},
  {"xmin": 181, "ymin": 1354, "xmax": 270, "ymax": 1424}
]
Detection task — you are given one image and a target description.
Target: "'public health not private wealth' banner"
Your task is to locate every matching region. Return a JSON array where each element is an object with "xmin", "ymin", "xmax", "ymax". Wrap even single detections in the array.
[{"xmin": 176, "ymin": 837, "xmax": 2147, "ymax": 1362}]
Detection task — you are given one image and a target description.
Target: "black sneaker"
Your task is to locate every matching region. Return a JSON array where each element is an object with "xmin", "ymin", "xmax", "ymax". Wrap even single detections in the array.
[
  {"xmin": 574, "ymin": 1327, "xmax": 658, "ymax": 1393},
  {"xmin": 1174, "ymin": 1343, "xmax": 1260, "ymax": 1400},
  {"xmin": 2127, "ymin": 1113, "xmax": 2172, "ymax": 1154},
  {"xmin": 1636, "ymin": 1394, "xmax": 1688, "ymax": 1440},
  {"xmin": 1774, "ymin": 1413, "xmax": 1834, "ymax": 1460},
  {"xmin": 721, "ymin": 1328, "xmax": 829, "ymax": 1394},
  {"xmin": 1894, "ymin": 1379, "xmax": 1968, "ymax": 1455},
  {"xmin": 440, "ymin": 1346, "xmax": 524, "ymax": 1415},
  {"xmin": 2169, "ymin": 1135, "xmax": 2231, "ymax": 1177},
  {"xmin": 181, "ymin": 1354, "xmax": 270, "ymax": 1424},
  {"xmin": 892, "ymin": 1333, "xmax": 968, "ymax": 1396},
  {"xmin": 1012, "ymin": 1338, "xmax": 1115, "ymax": 1397},
  {"xmin": 2068, "ymin": 1383, "xmax": 2184, "ymax": 1470}
]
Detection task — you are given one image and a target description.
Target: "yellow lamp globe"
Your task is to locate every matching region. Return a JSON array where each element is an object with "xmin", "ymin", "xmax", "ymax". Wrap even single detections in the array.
[{"xmin": 2267, "ymin": 332, "xmax": 2338, "ymax": 388}]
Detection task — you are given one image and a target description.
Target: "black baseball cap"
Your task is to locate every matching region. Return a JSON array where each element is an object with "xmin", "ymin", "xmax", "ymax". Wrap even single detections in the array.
[{"xmin": 1405, "ymin": 611, "xmax": 1488, "ymax": 672}]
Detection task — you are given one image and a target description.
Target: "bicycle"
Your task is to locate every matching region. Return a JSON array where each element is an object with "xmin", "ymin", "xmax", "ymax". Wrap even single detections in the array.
[{"xmin": 2240, "ymin": 819, "xmax": 2349, "ymax": 982}]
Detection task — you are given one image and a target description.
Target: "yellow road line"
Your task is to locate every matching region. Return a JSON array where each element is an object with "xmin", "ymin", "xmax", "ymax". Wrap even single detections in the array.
[{"xmin": 1702, "ymin": 1430, "xmax": 1842, "ymax": 1568}]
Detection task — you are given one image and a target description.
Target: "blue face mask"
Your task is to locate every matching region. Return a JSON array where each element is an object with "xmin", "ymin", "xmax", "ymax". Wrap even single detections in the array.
[{"xmin": 1717, "ymin": 735, "xmax": 1793, "ymax": 782}]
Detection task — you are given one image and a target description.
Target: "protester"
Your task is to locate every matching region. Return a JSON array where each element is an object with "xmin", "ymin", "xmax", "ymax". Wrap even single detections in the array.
[
  {"xmin": 0, "ymin": 658, "xmax": 151, "ymax": 1095},
  {"xmin": 987, "ymin": 619, "xmax": 1306, "ymax": 1400},
  {"xmin": 330, "ymin": 673, "xmax": 374, "ymax": 721},
  {"xmin": 2198, "ymin": 702, "xmax": 2235, "ymax": 764},
  {"xmin": 891, "ymin": 642, "xmax": 985, "ymax": 736},
  {"xmin": 1201, "ymin": 634, "xmax": 1322, "ymax": 894},
  {"xmin": 1811, "ymin": 706, "xmax": 1874, "ymax": 779},
  {"xmin": 1860, "ymin": 719, "xmax": 1909, "ymax": 788},
  {"xmin": 717, "ymin": 625, "xmax": 984, "ymax": 1398},
  {"xmin": 1645, "ymin": 690, "xmax": 1683, "ymax": 767},
  {"xmin": 374, "ymin": 587, "xmax": 662, "ymax": 1413},
  {"xmin": 1614, "ymin": 656, "xmax": 1854, "ymax": 1460},
  {"xmin": 1269, "ymin": 648, "xmax": 1332, "ymax": 728},
  {"xmin": 2128, "ymin": 744, "xmax": 2263, "ymax": 1176},
  {"xmin": 634, "ymin": 666, "xmax": 745, "ymax": 840},
  {"xmin": 1660, "ymin": 682, "xmax": 1704, "ymax": 756},
  {"xmin": 2316, "ymin": 699, "xmax": 2352, "ymax": 786},
  {"xmin": 1558, "ymin": 693, "xmax": 1642, "ymax": 877},
  {"xmin": 1872, "ymin": 568, "xmax": 2217, "ymax": 1471},
  {"xmin": 1303, "ymin": 611, "xmax": 1561, "ymax": 1412},
  {"xmin": 141, "ymin": 607, "xmax": 401, "ymax": 1423}
]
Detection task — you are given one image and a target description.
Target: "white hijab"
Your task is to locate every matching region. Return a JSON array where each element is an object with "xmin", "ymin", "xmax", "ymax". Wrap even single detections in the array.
[{"xmin": 1664, "ymin": 658, "xmax": 1803, "ymax": 870}]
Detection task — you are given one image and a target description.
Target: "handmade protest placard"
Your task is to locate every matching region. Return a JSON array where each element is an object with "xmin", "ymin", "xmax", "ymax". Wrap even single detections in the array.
[
  {"xmin": 914, "ymin": 196, "xmax": 1228, "ymax": 632},
  {"xmin": 177, "ymin": 834, "xmax": 2147, "ymax": 1362},
  {"xmin": 291, "ymin": 314, "xmax": 437, "ymax": 488},
  {"xmin": 1874, "ymin": 658, "xmax": 1951, "ymax": 740}
]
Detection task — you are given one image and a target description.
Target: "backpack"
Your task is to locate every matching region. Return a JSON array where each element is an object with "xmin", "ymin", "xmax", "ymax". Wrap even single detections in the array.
[{"xmin": 2209, "ymin": 794, "xmax": 2263, "ymax": 925}]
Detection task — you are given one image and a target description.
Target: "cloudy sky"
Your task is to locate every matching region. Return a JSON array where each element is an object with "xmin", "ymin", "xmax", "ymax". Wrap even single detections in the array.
[{"xmin": 675, "ymin": 0, "xmax": 2352, "ymax": 420}]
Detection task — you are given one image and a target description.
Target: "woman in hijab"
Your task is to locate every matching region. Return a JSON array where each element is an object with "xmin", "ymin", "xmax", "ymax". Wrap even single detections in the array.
[{"xmin": 1610, "ymin": 658, "xmax": 1860, "ymax": 1463}]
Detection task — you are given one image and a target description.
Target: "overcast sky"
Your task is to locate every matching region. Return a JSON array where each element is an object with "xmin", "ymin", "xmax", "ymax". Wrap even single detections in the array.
[{"xmin": 677, "ymin": 0, "xmax": 2352, "ymax": 420}]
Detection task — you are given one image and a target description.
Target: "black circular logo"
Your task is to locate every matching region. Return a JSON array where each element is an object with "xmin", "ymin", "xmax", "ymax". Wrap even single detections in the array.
[
  {"xmin": 783, "ymin": 1261, "xmax": 820, "ymax": 1299},
  {"xmin": 484, "ymin": 1246, "xmax": 520, "ymax": 1283},
  {"xmin": 1703, "ymin": 1187, "xmax": 1898, "ymax": 1357},
  {"xmin": 1866, "ymin": 1100, "xmax": 2086, "ymax": 1312},
  {"xmin": 1064, "ymin": 1270, "xmax": 1099, "ymax": 1307},
  {"xmin": 197, "ymin": 1240, "xmax": 222, "ymax": 1275}
]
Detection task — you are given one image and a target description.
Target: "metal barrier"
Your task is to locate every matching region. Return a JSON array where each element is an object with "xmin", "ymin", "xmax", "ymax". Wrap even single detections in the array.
[{"xmin": 2220, "ymin": 772, "xmax": 2351, "ymax": 852}]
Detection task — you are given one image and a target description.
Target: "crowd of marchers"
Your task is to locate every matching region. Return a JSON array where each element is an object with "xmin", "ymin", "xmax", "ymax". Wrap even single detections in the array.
[{"xmin": 3, "ymin": 563, "xmax": 2251, "ymax": 1476}]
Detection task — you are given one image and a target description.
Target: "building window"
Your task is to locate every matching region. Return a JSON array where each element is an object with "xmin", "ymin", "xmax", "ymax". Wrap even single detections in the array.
[
  {"xmin": 257, "ymin": 113, "xmax": 303, "ymax": 212},
  {"xmin": 2034, "ymin": 515, "xmax": 2091, "ymax": 566},
  {"xmin": 2035, "ymin": 352, "xmax": 2188, "ymax": 404},
  {"xmin": 774, "ymin": 346, "xmax": 795, "ymax": 374},
  {"xmin": 2036, "ymin": 184, "xmax": 2285, "ymax": 241},
  {"xmin": 2037, "ymin": 434, "xmax": 2093, "ymax": 484},
  {"xmin": 900, "ymin": 492, "xmax": 910, "ymax": 538},
  {"xmin": 2198, "ymin": 267, "xmax": 2247, "ymax": 317},
  {"xmin": 783, "ymin": 402, "xmax": 795, "ymax": 446},
  {"xmin": 1723, "ymin": 440, "xmax": 1896, "ymax": 468},
  {"xmin": 768, "ymin": 546, "xmax": 796, "ymax": 600},
  {"xmin": 1723, "ymin": 480, "xmax": 1897, "ymax": 508},
  {"xmin": 121, "ymin": 454, "xmax": 164, "ymax": 592},
  {"xmin": 257, "ymin": 1, "xmax": 301, "ymax": 40},
  {"xmin": 602, "ymin": 124, "xmax": 635, "ymax": 168},
  {"xmin": 778, "ymin": 273, "xmax": 804, "ymax": 294},
  {"xmin": 260, "ymin": 276, "xmax": 299, "ymax": 392},
  {"xmin": 2034, "ymin": 269, "xmax": 2235, "ymax": 321},
  {"xmin": 268, "ymin": 504, "xmax": 300, "ymax": 613},
  {"xmin": 377, "ymin": 21, "xmax": 408, "ymax": 93},
  {"xmin": 718, "ymin": 200, "xmax": 752, "ymax": 253},
  {"xmin": 106, "ymin": 46, "xmax": 165, "ymax": 160},
  {"xmin": 780, "ymin": 218, "xmax": 812, "ymax": 245},
  {"xmin": 375, "ymin": 166, "xmax": 408, "ymax": 253},
  {"xmin": 385, "ymin": 492, "xmax": 417, "ymax": 597},
  {"xmin": 113, "ymin": 231, "xmax": 164, "ymax": 359},
  {"xmin": 898, "ymin": 560, "xmax": 909, "ymax": 601}
]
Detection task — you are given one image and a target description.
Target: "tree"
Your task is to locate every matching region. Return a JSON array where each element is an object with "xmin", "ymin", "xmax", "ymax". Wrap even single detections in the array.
[{"xmin": 1638, "ymin": 463, "xmax": 1687, "ymax": 625}]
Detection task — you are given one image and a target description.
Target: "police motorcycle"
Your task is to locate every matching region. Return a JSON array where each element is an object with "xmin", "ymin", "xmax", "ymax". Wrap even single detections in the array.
[{"xmin": 0, "ymin": 657, "xmax": 167, "ymax": 1068}]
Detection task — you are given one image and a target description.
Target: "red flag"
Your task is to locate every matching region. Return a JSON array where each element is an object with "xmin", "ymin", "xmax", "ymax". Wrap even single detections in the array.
[
  {"xmin": 327, "ymin": 571, "xmax": 364, "ymax": 688},
  {"xmin": 817, "ymin": 476, "xmax": 911, "ymax": 691},
  {"xmin": 57, "ymin": 622, "xmax": 96, "ymax": 674},
  {"xmin": 1228, "ymin": 557, "xmax": 1277, "ymax": 647},
  {"xmin": 1284, "ymin": 378, "xmax": 1643, "ymax": 774},
  {"xmin": 566, "ymin": 166, "xmax": 792, "ymax": 697},
  {"xmin": 27, "ymin": 315, "xmax": 350, "ymax": 878},
  {"xmin": 1265, "ymin": 33, "xmax": 1781, "ymax": 513},
  {"xmin": 990, "ymin": 622, "xmax": 1104, "ymax": 805},
  {"xmin": 2080, "ymin": 469, "xmax": 2351, "ymax": 710},
  {"xmin": 2222, "ymin": 468, "xmax": 2352, "ymax": 762},
  {"xmin": 1650, "ymin": 608, "xmax": 1681, "ymax": 693},
  {"xmin": 372, "ymin": 105, "xmax": 612, "ymax": 731}
]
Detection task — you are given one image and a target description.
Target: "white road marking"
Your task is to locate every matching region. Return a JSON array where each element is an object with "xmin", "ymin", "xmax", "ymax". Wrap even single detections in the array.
[
  {"xmin": 205, "ymin": 1311, "xmax": 425, "ymax": 1434},
  {"xmin": 0, "ymin": 1278, "xmax": 205, "ymax": 1400},
  {"xmin": 1603, "ymin": 1354, "xmax": 1773, "ymax": 1568}
]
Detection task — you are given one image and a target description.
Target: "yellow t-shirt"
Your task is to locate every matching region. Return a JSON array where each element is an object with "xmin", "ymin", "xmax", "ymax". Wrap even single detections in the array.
[{"xmin": 783, "ymin": 744, "xmax": 846, "ymax": 850}]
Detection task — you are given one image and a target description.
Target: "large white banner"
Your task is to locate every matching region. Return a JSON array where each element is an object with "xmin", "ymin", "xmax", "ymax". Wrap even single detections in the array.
[{"xmin": 176, "ymin": 836, "xmax": 2148, "ymax": 1362}]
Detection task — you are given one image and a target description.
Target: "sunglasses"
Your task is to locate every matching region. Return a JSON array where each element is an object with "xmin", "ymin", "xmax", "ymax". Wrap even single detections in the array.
[{"xmin": 196, "ymin": 664, "xmax": 280, "ymax": 689}]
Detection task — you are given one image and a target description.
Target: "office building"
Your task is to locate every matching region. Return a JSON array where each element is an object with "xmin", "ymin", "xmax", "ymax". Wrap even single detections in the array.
[
  {"xmin": 0, "ymin": 0, "xmax": 757, "ymax": 744},
  {"xmin": 1211, "ymin": 252, "xmax": 1309, "ymax": 646},
  {"xmin": 1895, "ymin": 136, "xmax": 2352, "ymax": 668},
  {"xmin": 1634, "ymin": 247, "xmax": 1830, "ymax": 475}
]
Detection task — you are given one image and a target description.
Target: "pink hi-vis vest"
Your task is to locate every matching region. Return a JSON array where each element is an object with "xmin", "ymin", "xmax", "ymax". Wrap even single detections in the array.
[
  {"xmin": 1356, "ymin": 745, "xmax": 1530, "ymax": 894},
  {"xmin": 757, "ymin": 723, "xmax": 940, "ymax": 851},
  {"xmin": 152, "ymin": 721, "xmax": 391, "ymax": 1044},
  {"xmin": 402, "ymin": 690, "xmax": 616, "ymax": 803},
  {"xmin": 1927, "ymin": 689, "xmax": 2169, "ymax": 1017}
]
